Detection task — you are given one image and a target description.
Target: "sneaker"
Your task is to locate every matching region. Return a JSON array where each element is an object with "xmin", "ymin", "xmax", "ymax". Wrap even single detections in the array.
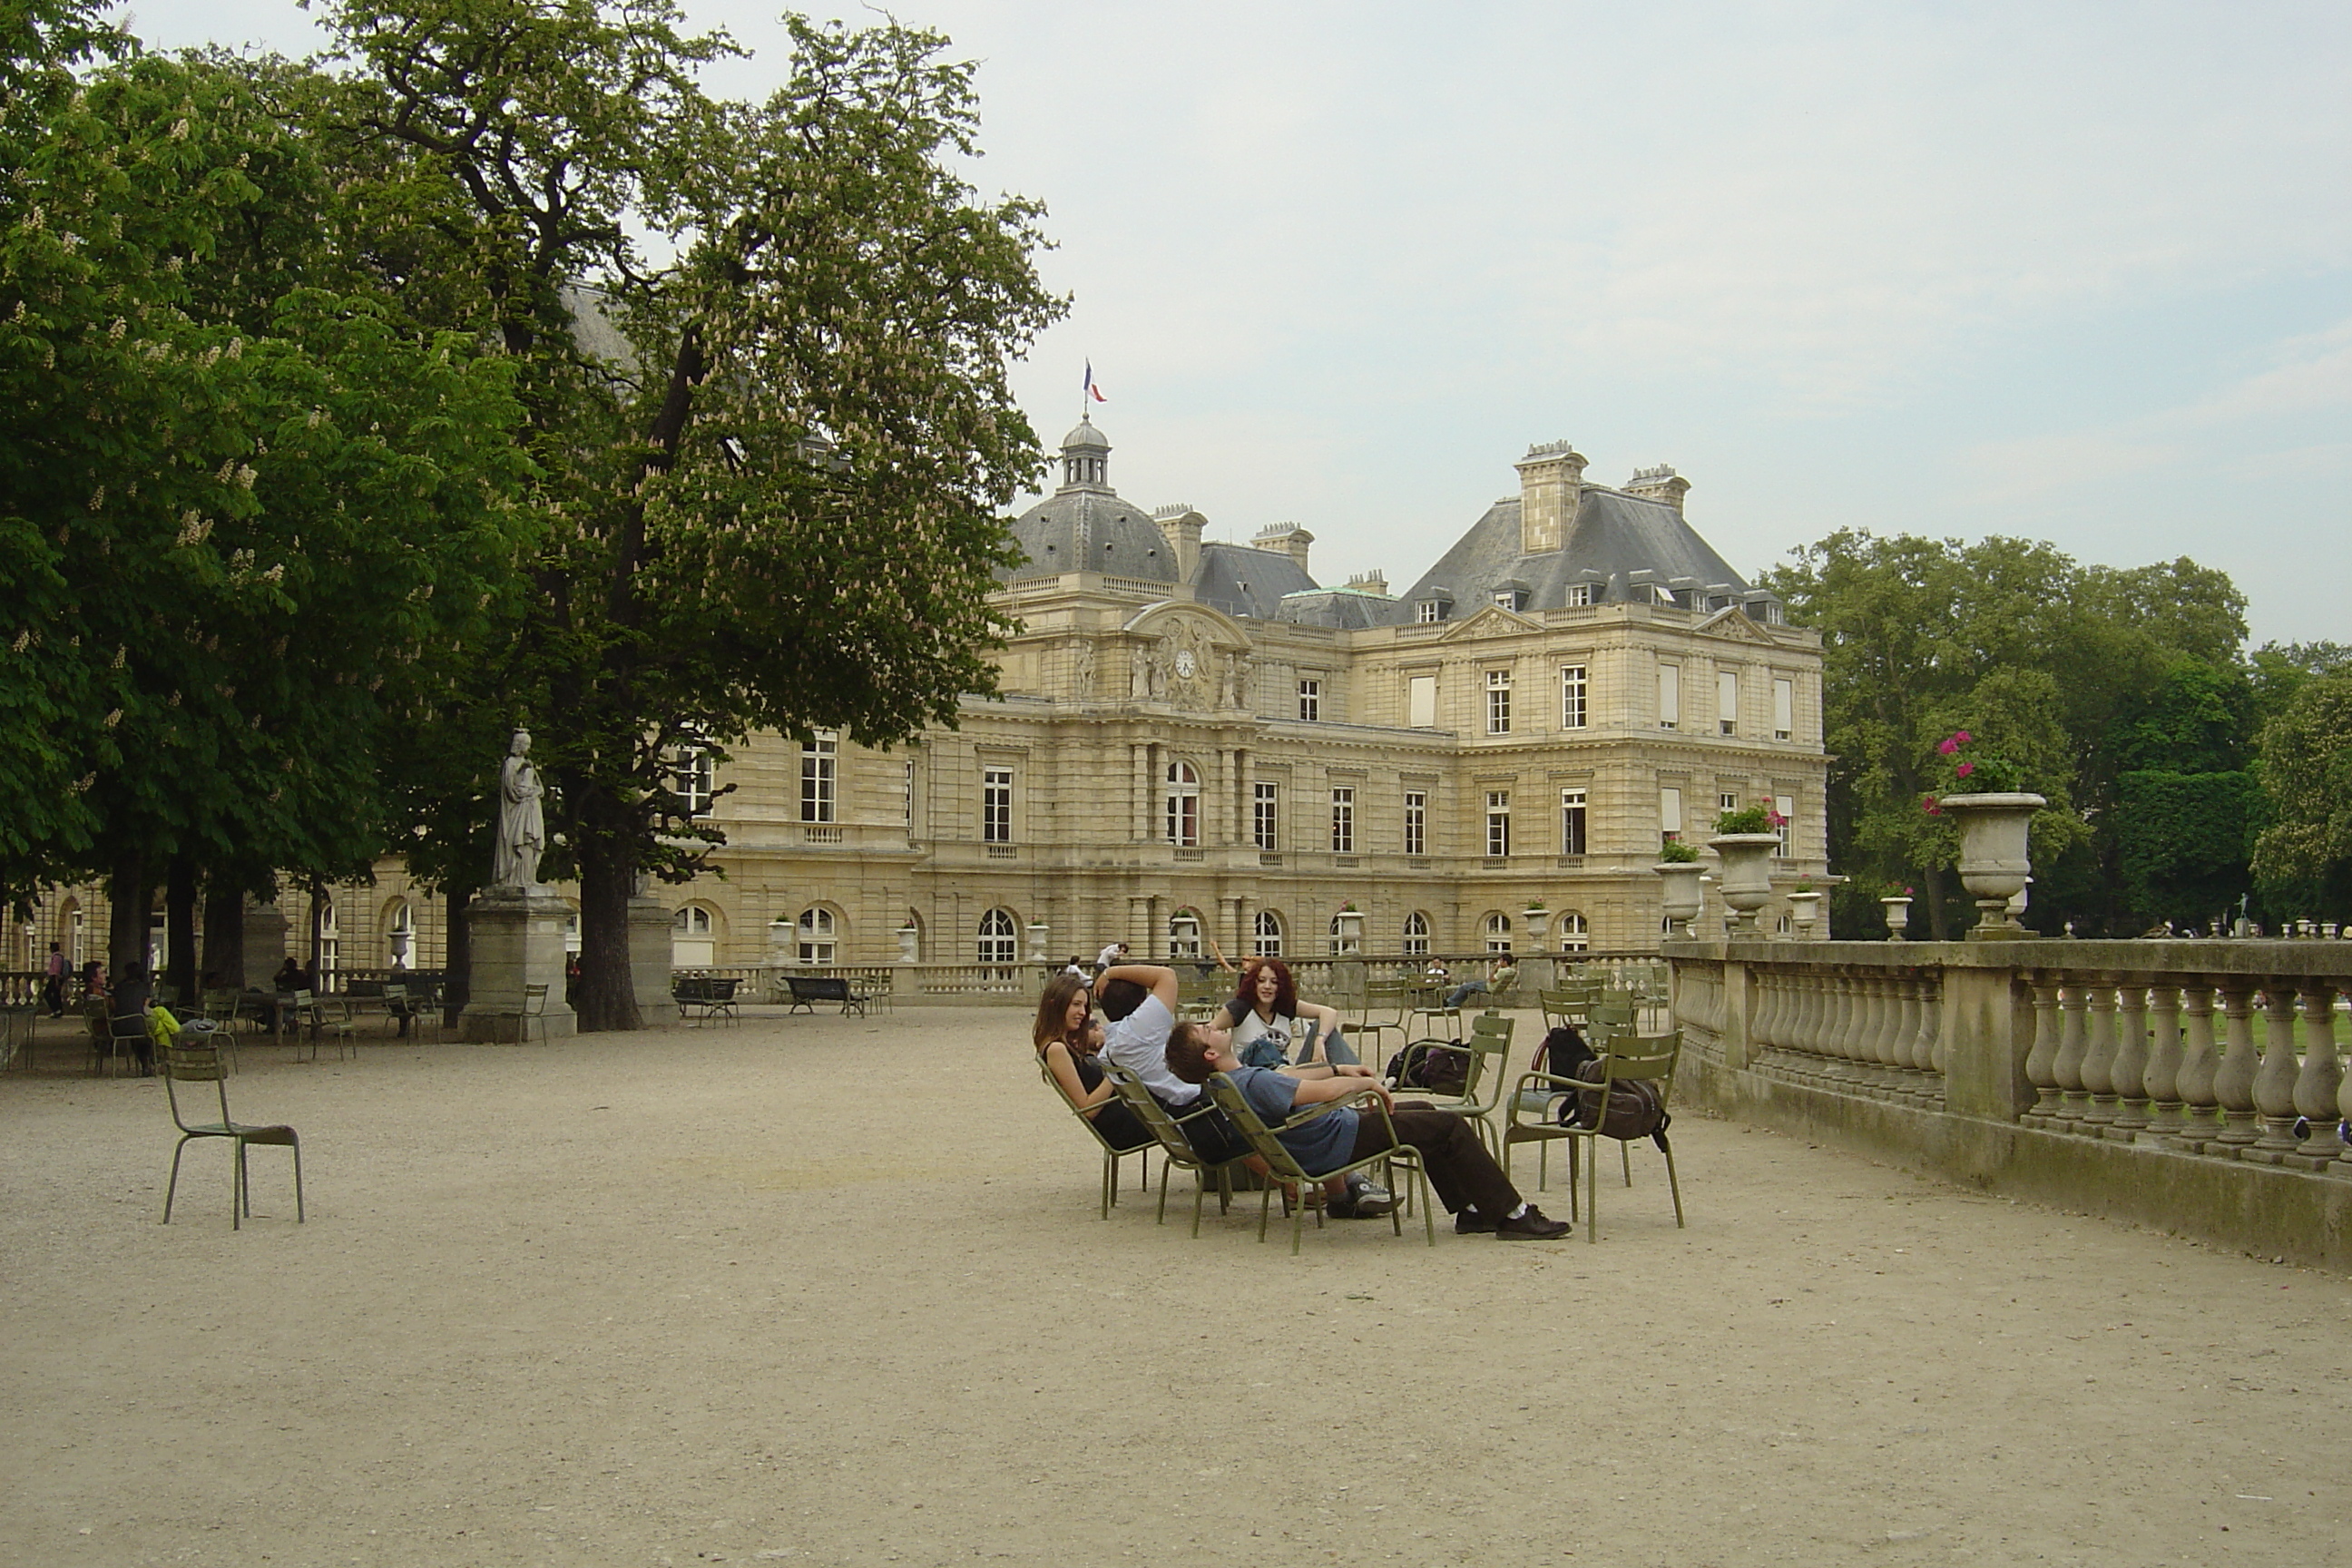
[
  {"xmin": 1494, "ymin": 1206, "xmax": 1572, "ymax": 1240},
  {"xmin": 1331, "ymin": 1187, "xmax": 1401, "ymax": 1220},
  {"xmin": 1454, "ymin": 1206, "xmax": 1499, "ymax": 1235}
]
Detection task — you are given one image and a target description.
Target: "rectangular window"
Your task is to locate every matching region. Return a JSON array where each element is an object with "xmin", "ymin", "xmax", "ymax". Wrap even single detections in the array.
[
  {"xmin": 982, "ymin": 767, "xmax": 1013, "ymax": 844},
  {"xmin": 671, "ymin": 749, "xmax": 714, "ymax": 818},
  {"xmin": 1720, "ymin": 791, "xmax": 1740, "ymax": 819},
  {"xmin": 1485, "ymin": 669, "xmax": 1512, "ymax": 735},
  {"xmin": 1560, "ymin": 665, "xmax": 1587, "ymax": 730},
  {"xmin": 1329, "ymin": 787, "xmax": 1355, "ymax": 853},
  {"xmin": 800, "ymin": 731, "xmax": 838, "ymax": 823},
  {"xmin": 904, "ymin": 760, "xmax": 916, "ymax": 831},
  {"xmin": 1253, "ymin": 781, "xmax": 1279, "ymax": 851},
  {"xmin": 1773, "ymin": 678, "xmax": 1794, "ymax": 741},
  {"xmin": 1560, "ymin": 788, "xmax": 1587, "ymax": 856},
  {"xmin": 1297, "ymin": 679, "xmax": 1320, "ymax": 722},
  {"xmin": 1485, "ymin": 791, "xmax": 1512, "ymax": 858},
  {"xmin": 1403, "ymin": 790, "xmax": 1427, "ymax": 856},
  {"xmin": 1565, "ymin": 583, "xmax": 1592, "ymax": 608},
  {"xmin": 1660, "ymin": 785, "xmax": 1683, "ymax": 848},
  {"xmin": 1407, "ymin": 674, "xmax": 1437, "ymax": 728},
  {"xmin": 1416, "ymin": 600, "xmax": 1443, "ymax": 623},
  {"xmin": 1775, "ymin": 794, "xmax": 1796, "ymax": 856},
  {"xmin": 1719, "ymin": 670, "xmax": 1739, "ymax": 735},
  {"xmin": 1658, "ymin": 664, "xmax": 1681, "ymax": 730}
]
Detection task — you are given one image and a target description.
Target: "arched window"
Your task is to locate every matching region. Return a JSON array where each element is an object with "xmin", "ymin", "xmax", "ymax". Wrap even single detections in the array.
[
  {"xmin": 1401, "ymin": 912, "xmax": 1431, "ymax": 957},
  {"xmin": 672, "ymin": 905, "xmax": 716, "ymax": 967},
  {"xmin": 1252, "ymin": 910, "xmax": 1283, "ymax": 957},
  {"xmin": 1482, "ymin": 912, "xmax": 1512, "ymax": 954},
  {"xmin": 1163, "ymin": 760, "xmax": 1200, "ymax": 846},
  {"xmin": 317, "ymin": 898, "xmax": 339, "ymax": 976},
  {"xmin": 797, "ymin": 906, "xmax": 837, "ymax": 965},
  {"xmin": 977, "ymin": 908, "xmax": 1019, "ymax": 965},
  {"xmin": 1556, "ymin": 912, "xmax": 1589, "ymax": 954}
]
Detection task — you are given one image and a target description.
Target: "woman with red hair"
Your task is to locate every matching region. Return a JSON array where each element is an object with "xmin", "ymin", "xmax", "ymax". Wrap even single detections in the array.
[{"xmin": 1213, "ymin": 956, "xmax": 1360, "ymax": 1069}]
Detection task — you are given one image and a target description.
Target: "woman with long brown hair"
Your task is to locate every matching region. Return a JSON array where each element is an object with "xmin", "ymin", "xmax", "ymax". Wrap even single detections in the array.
[
  {"xmin": 1212, "ymin": 956, "xmax": 1360, "ymax": 1068},
  {"xmin": 1032, "ymin": 972, "xmax": 1150, "ymax": 1150}
]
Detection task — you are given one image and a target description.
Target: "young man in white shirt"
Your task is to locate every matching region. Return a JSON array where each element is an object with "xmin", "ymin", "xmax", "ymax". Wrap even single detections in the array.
[{"xmin": 1096, "ymin": 962, "xmax": 1394, "ymax": 1218}]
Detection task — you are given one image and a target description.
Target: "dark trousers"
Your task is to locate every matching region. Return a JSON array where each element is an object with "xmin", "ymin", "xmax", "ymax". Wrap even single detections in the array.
[{"xmin": 1350, "ymin": 1103, "xmax": 1522, "ymax": 1218}]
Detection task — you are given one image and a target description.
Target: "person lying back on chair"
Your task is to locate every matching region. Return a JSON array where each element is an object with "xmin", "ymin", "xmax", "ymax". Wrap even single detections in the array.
[
  {"xmin": 1098, "ymin": 962, "xmax": 1396, "ymax": 1219},
  {"xmin": 1162, "ymin": 1019, "xmax": 1572, "ymax": 1240}
]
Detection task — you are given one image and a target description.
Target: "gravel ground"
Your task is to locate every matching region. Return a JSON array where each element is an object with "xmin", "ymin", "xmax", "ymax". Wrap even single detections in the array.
[{"xmin": 2, "ymin": 1005, "xmax": 2346, "ymax": 1567}]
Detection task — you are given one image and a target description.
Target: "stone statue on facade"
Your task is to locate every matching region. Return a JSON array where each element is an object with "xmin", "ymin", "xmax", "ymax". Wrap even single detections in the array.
[
  {"xmin": 494, "ymin": 729, "xmax": 546, "ymax": 889},
  {"xmin": 1073, "ymin": 639, "xmax": 1095, "ymax": 697},
  {"xmin": 1129, "ymin": 642, "xmax": 1151, "ymax": 700},
  {"xmin": 1148, "ymin": 641, "xmax": 1171, "ymax": 700}
]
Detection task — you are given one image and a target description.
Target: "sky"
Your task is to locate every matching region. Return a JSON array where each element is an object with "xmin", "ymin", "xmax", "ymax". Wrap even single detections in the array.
[{"xmin": 122, "ymin": 1, "xmax": 2351, "ymax": 647}]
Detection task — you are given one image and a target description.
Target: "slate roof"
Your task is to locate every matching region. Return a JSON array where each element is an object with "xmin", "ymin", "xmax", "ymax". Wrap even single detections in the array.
[
  {"xmin": 1191, "ymin": 542, "xmax": 1318, "ymax": 620},
  {"xmin": 1396, "ymin": 487, "xmax": 1759, "ymax": 612},
  {"xmin": 1002, "ymin": 487, "xmax": 1181, "ymax": 583}
]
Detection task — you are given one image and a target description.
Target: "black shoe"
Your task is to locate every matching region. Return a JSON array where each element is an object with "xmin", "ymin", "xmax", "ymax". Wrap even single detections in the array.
[
  {"xmin": 1332, "ymin": 1187, "xmax": 1401, "ymax": 1220},
  {"xmin": 1495, "ymin": 1206, "xmax": 1572, "ymax": 1240},
  {"xmin": 1454, "ymin": 1207, "xmax": 1498, "ymax": 1235}
]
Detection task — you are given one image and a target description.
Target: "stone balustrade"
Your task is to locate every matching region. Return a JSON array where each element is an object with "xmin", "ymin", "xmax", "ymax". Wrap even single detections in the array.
[{"xmin": 1667, "ymin": 939, "xmax": 2352, "ymax": 1269}]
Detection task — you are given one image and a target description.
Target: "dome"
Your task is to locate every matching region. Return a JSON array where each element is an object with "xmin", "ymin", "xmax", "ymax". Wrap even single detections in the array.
[
  {"xmin": 1061, "ymin": 416, "xmax": 1110, "ymax": 451},
  {"xmin": 1001, "ymin": 487, "xmax": 1178, "ymax": 584}
]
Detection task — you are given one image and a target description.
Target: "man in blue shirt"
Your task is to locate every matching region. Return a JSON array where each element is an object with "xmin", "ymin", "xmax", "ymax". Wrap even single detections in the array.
[{"xmin": 1164, "ymin": 1018, "xmax": 1570, "ymax": 1240}]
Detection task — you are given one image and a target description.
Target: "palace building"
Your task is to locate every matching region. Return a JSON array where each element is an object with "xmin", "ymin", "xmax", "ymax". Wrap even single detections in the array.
[{"xmin": 19, "ymin": 419, "xmax": 1831, "ymax": 982}]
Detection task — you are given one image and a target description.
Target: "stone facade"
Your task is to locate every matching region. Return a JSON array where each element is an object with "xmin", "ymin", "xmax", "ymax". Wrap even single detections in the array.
[{"xmin": 15, "ymin": 425, "xmax": 1831, "ymax": 979}]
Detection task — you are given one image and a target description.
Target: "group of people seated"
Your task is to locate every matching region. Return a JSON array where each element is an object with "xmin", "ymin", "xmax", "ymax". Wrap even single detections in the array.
[{"xmin": 1033, "ymin": 955, "xmax": 1570, "ymax": 1240}]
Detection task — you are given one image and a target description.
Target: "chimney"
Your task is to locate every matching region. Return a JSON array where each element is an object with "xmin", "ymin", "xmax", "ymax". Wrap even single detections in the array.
[
  {"xmin": 1152, "ymin": 504, "xmax": 1204, "ymax": 580},
  {"xmin": 1514, "ymin": 440, "xmax": 1585, "ymax": 554},
  {"xmin": 1252, "ymin": 522, "xmax": 1313, "ymax": 576},
  {"xmin": 1344, "ymin": 570, "xmax": 1389, "ymax": 597},
  {"xmin": 1624, "ymin": 464, "xmax": 1690, "ymax": 514}
]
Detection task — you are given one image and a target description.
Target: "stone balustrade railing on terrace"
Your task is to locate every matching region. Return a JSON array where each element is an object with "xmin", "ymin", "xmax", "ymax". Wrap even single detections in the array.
[{"xmin": 1666, "ymin": 938, "xmax": 2352, "ymax": 1269}]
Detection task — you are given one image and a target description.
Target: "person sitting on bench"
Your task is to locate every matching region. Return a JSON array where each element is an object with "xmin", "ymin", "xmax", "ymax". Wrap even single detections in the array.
[{"xmin": 1163, "ymin": 1018, "xmax": 1572, "ymax": 1240}]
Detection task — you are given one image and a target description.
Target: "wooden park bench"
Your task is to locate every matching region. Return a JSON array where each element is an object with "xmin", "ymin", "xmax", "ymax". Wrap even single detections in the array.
[
  {"xmin": 782, "ymin": 974, "xmax": 871, "ymax": 1017},
  {"xmin": 671, "ymin": 975, "xmax": 740, "ymax": 1026}
]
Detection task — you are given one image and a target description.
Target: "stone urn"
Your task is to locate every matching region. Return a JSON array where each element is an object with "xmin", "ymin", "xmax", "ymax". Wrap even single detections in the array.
[
  {"xmin": 1521, "ymin": 906, "xmax": 1550, "ymax": 944},
  {"xmin": 895, "ymin": 924, "xmax": 920, "ymax": 964},
  {"xmin": 1333, "ymin": 907, "xmax": 1364, "ymax": 953},
  {"xmin": 1786, "ymin": 890, "xmax": 1821, "ymax": 937},
  {"xmin": 1025, "ymin": 920, "xmax": 1050, "ymax": 964},
  {"xmin": 1940, "ymin": 792, "xmax": 2046, "ymax": 939},
  {"xmin": 1881, "ymin": 896, "xmax": 1912, "ymax": 941},
  {"xmin": 1654, "ymin": 862, "xmax": 1706, "ymax": 936},
  {"xmin": 1707, "ymin": 833, "xmax": 1782, "ymax": 934}
]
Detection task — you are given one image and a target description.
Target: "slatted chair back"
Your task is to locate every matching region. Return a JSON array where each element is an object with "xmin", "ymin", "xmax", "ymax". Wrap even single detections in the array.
[
  {"xmin": 1102, "ymin": 1062, "xmax": 1248, "ymax": 1235},
  {"xmin": 1037, "ymin": 1055, "xmax": 1153, "ymax": 1220},
  {"xmin": 1202, "ymin": 1072, "xmax": 1432, "ymax": 1252},
  {"xmin": 161, "ymin": 1036, "xmax": 304, "ymax": 1229}
]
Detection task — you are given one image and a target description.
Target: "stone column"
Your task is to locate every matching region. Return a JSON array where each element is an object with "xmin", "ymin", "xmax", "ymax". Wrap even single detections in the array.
[
  {"xmin": 240, "ymin": 900, "xmax": 289, "ymax": 991},
  {"xmin": 1940, "ymin": 962, "xmax": 2035, "ymax": 1122},
  {"xmin": 1720, "ymin": 956, "xmax": 1753, "ymax": 1072},
  {"xmin": 627, "ymin": 891, "xmax": 676, "ymax": 1024},
  {"xmin": 1131, "ymin": 744, "xmax": 1150, "ymax": 842}
]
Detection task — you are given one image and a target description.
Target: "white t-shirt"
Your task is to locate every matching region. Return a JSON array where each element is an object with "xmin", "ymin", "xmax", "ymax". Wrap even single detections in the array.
[
  {"xmin": 1097, "ymin": 944, "xmax": 1126, "ymax": 971},
  {"xmin": 1232, "ymin": 1008, "xmax": 1311, "ymax": 1065},
  {"xmin": 1102, "ymin": 993, "xmax": 1192, "ymax": 1104}
]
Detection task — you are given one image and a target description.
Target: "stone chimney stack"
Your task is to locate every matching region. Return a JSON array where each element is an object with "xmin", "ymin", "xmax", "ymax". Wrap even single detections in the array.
[
  {"xmin": 1152, "ymin": 504, "xmax": 1204, "ymax": 580},
  {"xmin": 1345, "ymin": 570, "xmax": 1389, "ymax": 597},
  {"xmin": 1624, "ymin": 464, "xmax": 1690, "ymax": 514},
  {"xmin": 1252, "ymin": 522, "xmax": 1313, "ymax": 575},
  {"xmin": 1514, "ymin": 440, "xmax": 1586, "ymax": 554}
]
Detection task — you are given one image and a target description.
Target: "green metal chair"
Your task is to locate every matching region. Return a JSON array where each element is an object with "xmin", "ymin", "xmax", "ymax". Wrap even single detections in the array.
[
  {"xmin": 302, "ymin": 995, "xmax": 358, "ymax": 1063},
  {"xmin": 1203, "ymin": 1072, "xmax": 1434, "ymax": 1253},
  {"xmin": 1037, "ymin": 1055, "xmax": 1155, "ymax": 1219},
  {"xmin": 1102, "ymin": 1063, "xmax": 1250, "ymax": 1237},
  {"xmin": 1502, "ymin": 1028, "xmax": 1684, "ymax": 1241},
  {"xmin": 382, "ymin": 983, "xmax": 441, "ymax": 1044},
  {"xmin": 161, "ymin": 1036, "xmax": 304, "ymax": 1229},
  {"xmin": 1349, "ymin": 976, "xmax": 1414, "ymax": 1062},
  {"xmin": 514, "ymin": 983, "xmax": 553, "ymax": 1045},
  {"xmin": 1540, "ymin": 983, "xmax": 1600, "ymax": 1034}
]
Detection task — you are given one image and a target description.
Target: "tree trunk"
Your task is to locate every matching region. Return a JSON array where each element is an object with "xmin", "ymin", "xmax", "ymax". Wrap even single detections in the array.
[
  {"xmin": 202, "ymin": 879, "xmax": 246, "ymax": 993},
  {"xmin": 165, "ymin": 854, "xmax": 199, "ymax": 999},
  {"xmin": 107, "ymin": 850, "xmax": 148, "ymax": 985},
  {"xmin": 1923, "ymin": 870, "xmax": 1950, "ymax": 941},
  {"xmin": 574, "ymin": 819, "xmax": 642, "ymax": 1034},
  {"xmin": 443, "ymin": 886, "xmax": 471, "ymax": 1031},
  {"xmin": 308, "ymin": 875, "xmax": 328, "ymax": 981}
]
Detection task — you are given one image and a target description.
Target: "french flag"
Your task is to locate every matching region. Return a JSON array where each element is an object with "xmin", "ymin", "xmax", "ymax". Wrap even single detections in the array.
[{"xmin": 1083, "ymin": 361, "xmax": 1106, "ymax": 403}]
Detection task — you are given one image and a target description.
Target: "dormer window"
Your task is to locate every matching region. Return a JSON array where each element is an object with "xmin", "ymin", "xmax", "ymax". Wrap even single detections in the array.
[
  {"xmin": 1565, "ymin": 583, "xmax": 1592, "ymax": 608},
  {"xmin": 1492, "ymin": 589, "xmax": 1524, "ymax": 612},
  {"xmin": 1416, "ymin": 599, "xmax": 1448, "ymax": 624}
]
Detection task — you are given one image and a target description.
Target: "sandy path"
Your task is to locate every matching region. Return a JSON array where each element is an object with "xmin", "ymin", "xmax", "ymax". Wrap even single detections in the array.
[{"xmin": 2, "ymin": 1007, "xmax": 2346, "ymax": 1567}]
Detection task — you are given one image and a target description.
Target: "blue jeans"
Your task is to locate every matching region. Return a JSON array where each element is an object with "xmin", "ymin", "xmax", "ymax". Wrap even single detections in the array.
[{"xmin": 1443, "ymin": 981, "xmax": 1488, "ymax": 1009}]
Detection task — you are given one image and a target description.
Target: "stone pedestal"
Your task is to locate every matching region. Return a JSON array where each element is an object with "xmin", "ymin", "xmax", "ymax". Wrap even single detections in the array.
[
  {"xmin": 240, "ymin": 901, "xmax": 289, "ymax": 990},
  {"xmin": 629, "ymin": 895, "xmax": 676, "ymax": 1024},
  {"xmin": 460, "ymin": 887, "xmax": 578, "ymax": 1043}
]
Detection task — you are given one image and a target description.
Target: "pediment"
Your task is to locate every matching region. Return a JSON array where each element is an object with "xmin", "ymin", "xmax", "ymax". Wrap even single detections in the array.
[
  {"xmin": 1694, "ymin": 606, "xmax": 1777, "ymax": 644},
  {"xmin": 1439, "ymin": 603, "xmax": 1542, "ymax": 642},
  {"xmin": 1121, "ymin": 601, "xmax": 1251, "ymax": 648}
]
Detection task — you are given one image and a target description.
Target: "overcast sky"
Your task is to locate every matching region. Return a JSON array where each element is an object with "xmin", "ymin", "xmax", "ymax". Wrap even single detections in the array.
[{"xmin": 125, "ymin": 1, "xmax": 2350, "ymax": 647}]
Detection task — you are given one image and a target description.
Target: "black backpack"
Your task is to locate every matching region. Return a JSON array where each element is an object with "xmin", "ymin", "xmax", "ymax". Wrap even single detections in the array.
[
  {"xmin": 1386, "ymin": 1039, "xmax": 1470, "ymax": 1096},
  {"xmin": 1560, "ymin": 1061, "xmax": 1671, "ymax": 1150}
]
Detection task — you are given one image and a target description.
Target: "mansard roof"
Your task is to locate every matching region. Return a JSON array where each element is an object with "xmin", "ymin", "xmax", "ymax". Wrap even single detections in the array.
[
  {"xmin": 1191, "ymin": 542, "xmax": 1318, "ymax": 620},
  {"xmin": 1397, "ymin": 487, "xmax": 1752, "ymax": 612},
  {"xmin": 1002, "ymin": 485, "xmax": 1180, "ymax": 583}
]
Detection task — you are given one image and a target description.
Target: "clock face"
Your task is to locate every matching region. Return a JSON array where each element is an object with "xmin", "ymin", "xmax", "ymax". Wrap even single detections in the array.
[{"xmin": 1174, "ymin": 649, "xmax": 1197, "ymax": 679}]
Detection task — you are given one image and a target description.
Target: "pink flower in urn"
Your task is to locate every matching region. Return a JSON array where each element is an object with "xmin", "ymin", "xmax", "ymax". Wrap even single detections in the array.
[
  {"xmin": 1955, "ymin": 760, "xmax": 1975, "ymax": 779},
  {"xmin": 1936, "ymin": 735, "xmax": 1959, "ymax": 755},
  {"xmin": 1955, "ymin": 731, "xmax": 1971, "ymax": 744},
  {"xmin": 1920, "ymin": 794, "xmax": 1943, "ymax": 816}
]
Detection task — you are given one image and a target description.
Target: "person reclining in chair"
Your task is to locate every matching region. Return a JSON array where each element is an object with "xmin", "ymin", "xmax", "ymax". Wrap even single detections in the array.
[
  {"xmin": 1162, "ymin": 1018, "xmax": 1572, "ymax": 1240},
  {"xmin": 1097, "ymin": 961, "xmax": 1396, "ymax": 1219}
]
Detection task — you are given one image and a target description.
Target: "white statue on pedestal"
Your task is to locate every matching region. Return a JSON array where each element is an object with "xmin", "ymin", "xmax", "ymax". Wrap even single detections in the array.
[{"xmin": 494, "ymin": 729, "xmax": 545, "ymax": 889}]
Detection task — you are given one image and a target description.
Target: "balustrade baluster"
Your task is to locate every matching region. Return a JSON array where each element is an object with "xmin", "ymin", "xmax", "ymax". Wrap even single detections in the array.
[
  {"xmin": 2111, "ymin": 985, "xmax": 2150, "ymax": 1138},
  {"xmin": 2080, "ymin": 982, "xmax": 2119, "ymax": 1132},
  {"xmin": 1797, "ymin": 971, "xmax": 1828, "ymax": 1073},
  {"xmin": 1854, "ymin": 974, "xmax": 1888, "ymax": 1091},
  {"xmin": 2023, "ymin": 978, "xmax": 2063, "ymax": 1126},
  {"xmin": 1836, "ymin": 974, "xmax": 1867, "ymax": 1085},
  {"xmin": 2053, "ymin": 985, "xmax": 2090, "ymax": 1125},
  {"xmin": 1758, "ymin": 970, "xmax": 1786, "ymax": 1051},
  {"xmin": 1916, "ymin": 975, "xmax": 1945, "ymax": 1079},
  {"xmin": 2176, "ymin": 985, "xmax": 2220, "ymax": 1151},
  {"xmin": 2251, "ymin": 985, "xmax": 2304, "ymax": 1159},
  {"xmin": 2291, "ymin": 985, "xmax": 2340, "ymax": 1172},
  {"xmin": 2141, "ymin": 985, "xmax": 2184, "ymax": 1142},
  {"xmin": 1890, "ymin": 977, "xmax": 1924, "ymax": 1100},
  {"xmin": 1807, "ymin": 972, "xmax": 1840, "ymax": 1081},
  {"xmin": 2210, "ymin": 983, "xmax": 2261, "ymax": 1150},
  {"xmin": 1874, "ymin": 975, "xmax": 1906, "ymax": 1087}
]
